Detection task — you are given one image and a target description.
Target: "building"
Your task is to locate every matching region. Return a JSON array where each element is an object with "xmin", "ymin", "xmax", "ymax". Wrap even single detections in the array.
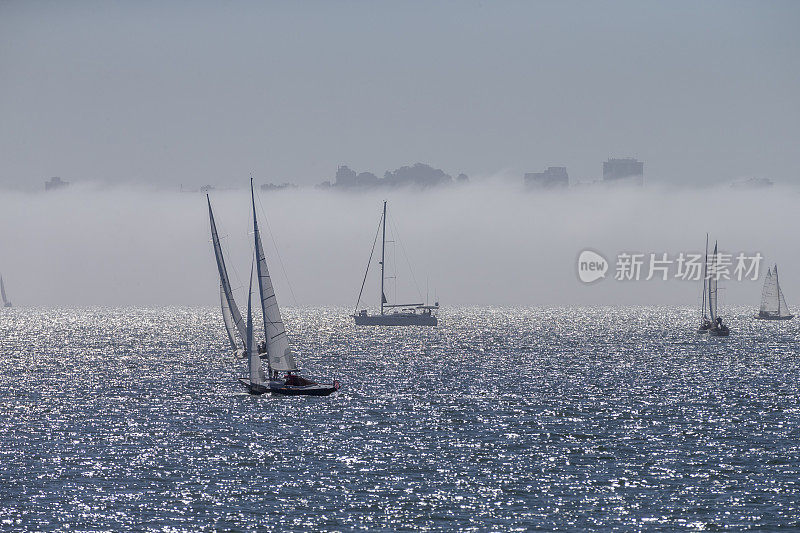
[
  {"xmin": 524, "ymin": 167, "xmax": 569, "ymax": 189},
  {"xmin": 44, "ymin": 176, "xmax": 69, "ymax": 191},
  {"xmin": 603, "ymin": 158, "xmax": 643, "ymax": 185}
]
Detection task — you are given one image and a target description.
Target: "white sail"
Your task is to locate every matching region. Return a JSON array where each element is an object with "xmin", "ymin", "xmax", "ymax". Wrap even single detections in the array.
[
  {"xmin": 758, "ymin": 265, "xmax": 793, "ymax": 318},
  {"xmin": 779, "ymin": 287, "xmax": 791, "ymax": 318},
  {"xmin": 0, "ymin": 276, "xmax": 9, "ymax": 306},
  {"xmin": 759, "ymin": 266, "xmax": 779, "ymax": 315},
  {"xmin": 246, "ymin": 261, "xmax": 266, "ymax": 385},
  {"xmin": 708, "ymin": 242, "xmax": 718, "ymax": 322},
  {"xmin": 774, "ymin": 265, "xmax": 792, "ymax": 317},
  {"xmin": 208, "ymin": 195, "xmax": 246, "ymax": 348},
  {"xmin": 220, "ymin": 282, "xmax": 238, "ymax": 351},
  {"xmin": 250, "ymin": 180, "xmax": 297, "ymax": 372}
]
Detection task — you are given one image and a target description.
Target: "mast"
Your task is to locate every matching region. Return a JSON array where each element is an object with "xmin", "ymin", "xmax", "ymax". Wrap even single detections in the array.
[
  {"xmin": 775, "ymin": 264, "xmax": 780, "ymax": 315},
  {"xmin": 250, "ymin": 178, "xmax": 270, "ymax": 373},
  {"xmin": 380, "ymin": 200, "xmax": 387, "ymax": 316},
  {"xmin": 701, "ymin": 233, "xmax": 708, "ymax": 321}
]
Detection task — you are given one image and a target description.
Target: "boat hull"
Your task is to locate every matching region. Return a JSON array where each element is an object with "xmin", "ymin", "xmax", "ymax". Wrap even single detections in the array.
[
  {"xmin": 239, "ymin": 378, "xmax": 339, "ymax": 396},
  {"xmin": 754, "ymin": 314, "xmax": 794, "ymax": 321},
  {"xmin": 238, "ymin": 378, "xmax": 270, "ymax": 395},
  {"xmin": 697, "ymin": 322, "xmax": 711, "ymax": 334},
  {"xmin": 709, "ymin": 328, "xmax": 730, "ymax": 337},
  {"xmin": 353, "ymin": 313, "xmax": 437, "ymax": 326},
  {"xmin": 269, "ymin": 382, "xmax": 339, "ymax": 396}
]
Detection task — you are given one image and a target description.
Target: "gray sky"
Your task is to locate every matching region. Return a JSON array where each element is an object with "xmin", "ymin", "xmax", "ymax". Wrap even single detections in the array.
[{"xmin": 2, "ymin": 1, "xmax": 799, "ymax": 190}]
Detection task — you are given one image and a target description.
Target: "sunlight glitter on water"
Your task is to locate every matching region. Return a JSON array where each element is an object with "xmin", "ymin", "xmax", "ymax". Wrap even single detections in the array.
[{"xmin": 1, "ymin": 306, "xmax": 799, "ymax": 530}]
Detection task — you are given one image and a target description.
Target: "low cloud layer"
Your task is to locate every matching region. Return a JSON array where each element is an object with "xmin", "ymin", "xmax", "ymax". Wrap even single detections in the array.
[{"xmin": 1, "ymin": 181, "xmax": 798, "ymax": 309}]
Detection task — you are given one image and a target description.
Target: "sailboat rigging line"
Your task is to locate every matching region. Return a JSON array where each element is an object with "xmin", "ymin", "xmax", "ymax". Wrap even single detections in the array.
[
  {"xmin": 254, "ymin": 188, "xmax": 299, "ymax": 307},
  {"xmin": 387, "ymin": 213, "xmax": 425, "ymax": 302},
  {"xmin": 354, "ymin": 208, "xmax": 384, "ymax": 314}
]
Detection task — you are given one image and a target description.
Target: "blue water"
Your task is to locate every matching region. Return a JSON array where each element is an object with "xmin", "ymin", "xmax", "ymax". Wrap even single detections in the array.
[{"xmin": 1, "ymin": 306, "xmax": 799, "ymax": 531}]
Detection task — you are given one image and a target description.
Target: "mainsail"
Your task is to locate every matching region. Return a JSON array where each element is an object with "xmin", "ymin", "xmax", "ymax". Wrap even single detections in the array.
[
  {"xmin": 759, "ymin": 267, "xmax": 778, "ymax": 315},
  {"xmin": 760, "ymin": 265, "xmax": 793, "ymax": 318},
  {"xmin": 708, "ymin": 242, "xmax": 718, "ymax": 322},
  {"xmin": 208, "ymin": 195, "xmax": 246, "ymax": 349},
  {"xmin": 0, "ymin": 276, "xmax": 9, "ymax": 306},
  {"xmin": 246, "ymin": 260, "xmax": 266, "ymax": 385},
  {"xmin": 250, "ymin": 179, "xmax": 297, "ymax": 372}
]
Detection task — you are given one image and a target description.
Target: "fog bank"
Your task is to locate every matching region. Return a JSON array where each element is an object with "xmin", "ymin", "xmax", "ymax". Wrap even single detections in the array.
[{"xmin": 0, "ymin": 182, "xmax": 798, "ymax": 308}]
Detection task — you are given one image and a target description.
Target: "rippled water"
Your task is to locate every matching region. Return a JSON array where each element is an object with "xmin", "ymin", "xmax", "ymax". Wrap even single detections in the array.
[{"xmin": 1, "ymin": 306, "xmax": 799, "ymax": 531}]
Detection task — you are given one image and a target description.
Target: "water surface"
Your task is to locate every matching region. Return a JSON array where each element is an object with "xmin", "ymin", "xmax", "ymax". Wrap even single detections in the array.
[{"xmin": 1, "ymin": 306, "xmax": 799, "ymax": 531}]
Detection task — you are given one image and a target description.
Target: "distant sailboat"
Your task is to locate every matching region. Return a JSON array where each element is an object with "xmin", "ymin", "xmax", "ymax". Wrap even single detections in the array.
[
  {"xmin": 1, "ymin": 276, "xmax": 12, "ymax": 308},
  {"xmin": 352, "ymin": 201, "xmax": 439, "ymax": 326},
  {"xmin": 707, "ymin": 241, "xmax": 730, "ymax": 337},
  {"xmin": 756, "ymin": 264, "xmax": 794, "ymax": 320},
  {"xmin": 209, "ymin": 181, "xmax": 340, "ymax": 396},
  {"xmin": 697, "ymin": 234, "xmax": 712, "ymax": 333}
]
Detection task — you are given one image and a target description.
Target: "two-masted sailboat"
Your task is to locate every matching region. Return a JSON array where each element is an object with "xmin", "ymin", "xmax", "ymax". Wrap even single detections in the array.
[
  {"xmin": 207, "ymin": 180, "xmax": 340, "ymax": 396},
  {"xmin": 352, "ymin": 201, "xmax": 439, "ymax": 326},
  {"xmin": 706, "ymin": 240, "xmax": 730, "ymax": 337},
  {"xmin": 756, "ymin": 264, "xmax": 794, "ymax": 320},
  {"xmin": 1, "ymin": 276, "xmax": 11, "ymax": 308}
]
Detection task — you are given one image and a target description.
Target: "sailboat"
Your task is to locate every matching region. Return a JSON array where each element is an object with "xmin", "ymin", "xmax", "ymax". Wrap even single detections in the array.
[
  {"xmin": 697, "ymin": 234, "xmax": 712, "ymax": 333},
  {"xmin": 209, "ymin": 180, "xmax": 340, "ymax": 396},
  {"xmin": 352, "ymin": 201, "xmax": 439, "ymax": 326},
  {"xmin": 1, "ymin": 276, "xmax": 12, "ymax": 308},
  {"xmin": 707, "ymin": 241, "xmax": 730, "ymax": 337},
  {"xmin": 755, "ymin": 264, "xmax": 794, "ymax": 320}
]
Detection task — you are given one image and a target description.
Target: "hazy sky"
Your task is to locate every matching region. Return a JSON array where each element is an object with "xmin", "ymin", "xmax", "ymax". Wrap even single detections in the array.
[{"xmin": 2, "ymin": 1, "xmax": 799, "ymax": 190}]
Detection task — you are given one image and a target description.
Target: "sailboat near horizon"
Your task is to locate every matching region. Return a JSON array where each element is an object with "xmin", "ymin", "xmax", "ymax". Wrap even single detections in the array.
[
  {"xmin": 1, "ymin": 275, "xmax": 12, "ymax": 308},
  {"xmin": 755, "ymin": 264, "xmax": 794, "ymax": 320},
  {"xmin": 352, "ymin": 201, "xmax": 439, "ymax": 326},
  {"xmin": 207, "ymin": 181, "xmax": 340, "ymax": 396},
  {"xmin": 707, "ymin": 240, "xmax": 730, "ymax": 337}
]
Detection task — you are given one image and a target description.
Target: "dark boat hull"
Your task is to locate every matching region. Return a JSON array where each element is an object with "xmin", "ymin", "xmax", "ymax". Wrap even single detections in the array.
[
  {"xmin": 353, "ymin": 313, "xmax": 437, "ymax": 326},
  {"xmin": 269, "ymin": 384, "xmax": 339, "ymax": 396},
  {"xmin": 709, "ymin": 328, "xmax": 730, "ymax": 337},
  {"xmin": 239, "ymin": 378, "xmax": 339, "ymax": 396},
  {"xmin": 238, "ymin": 378, "xmax": 270, "ymax": 395},
  {"xmin": 755, "ymin": 314, "xmax": 794, "ymax": 321}
]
